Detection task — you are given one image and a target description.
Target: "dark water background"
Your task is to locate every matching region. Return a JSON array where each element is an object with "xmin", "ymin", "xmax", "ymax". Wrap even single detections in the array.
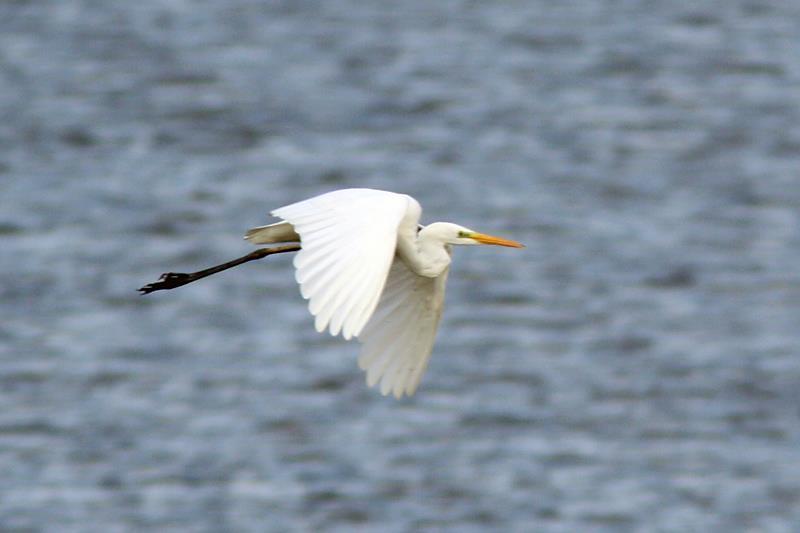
[{"xmin": 2, "ymin": 1, "xmax": 800, "ymax": 531}]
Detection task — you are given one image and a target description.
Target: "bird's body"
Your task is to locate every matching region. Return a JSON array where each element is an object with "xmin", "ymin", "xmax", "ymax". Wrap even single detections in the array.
[{"xmin": 244, "ymin": 188, "xmax": 523, "ymax": 398}]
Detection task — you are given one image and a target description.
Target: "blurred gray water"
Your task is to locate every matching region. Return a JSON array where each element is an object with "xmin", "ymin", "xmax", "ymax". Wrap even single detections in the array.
[{"xmin": 2, "ymin": 1, "xmax": 800, "ymax": 531}]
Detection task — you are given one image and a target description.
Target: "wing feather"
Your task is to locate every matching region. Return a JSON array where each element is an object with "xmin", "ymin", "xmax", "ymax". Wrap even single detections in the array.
[
  {"xmin": 272, "ymin": 189, "xmax": 420, "ymax": 340},
  {"xmin": 358, "ymin": 258, "xmax": 449, "ymax": 398}
]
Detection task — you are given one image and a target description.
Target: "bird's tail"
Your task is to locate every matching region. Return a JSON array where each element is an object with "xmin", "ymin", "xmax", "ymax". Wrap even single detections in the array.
[{"xmin": 244, "ymin": 221, "xmax": 300, "ymax": 245}]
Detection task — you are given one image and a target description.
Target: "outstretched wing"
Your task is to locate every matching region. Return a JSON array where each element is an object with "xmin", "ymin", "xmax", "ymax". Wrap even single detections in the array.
[
  {"xmin": 357, "ymin": 258, "xmax": 449, "ymax": 398},
  {"xmin": 272, "ymin": 189, "xmax": 420, "ymax": 340}
]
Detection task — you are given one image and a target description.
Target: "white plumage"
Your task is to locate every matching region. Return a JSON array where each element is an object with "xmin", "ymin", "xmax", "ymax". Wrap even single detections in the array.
[
  {"xmin": 245, "ymin": 188, "xmax": 523, "ymax": 398},
  {"xmin": 358, "ymin": 258, "xmax": 448, "ymax": 397}
]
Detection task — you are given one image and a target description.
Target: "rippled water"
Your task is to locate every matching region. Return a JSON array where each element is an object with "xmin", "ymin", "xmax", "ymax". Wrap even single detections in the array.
[{"xmin": 3, "ymin": 1, "xmax": 800, "ymax": 531}]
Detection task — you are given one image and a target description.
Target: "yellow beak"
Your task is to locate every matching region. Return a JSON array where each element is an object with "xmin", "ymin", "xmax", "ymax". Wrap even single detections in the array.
[{"xmin": 469, "ymin": 232, "xmax": 525, "ymax": 248}]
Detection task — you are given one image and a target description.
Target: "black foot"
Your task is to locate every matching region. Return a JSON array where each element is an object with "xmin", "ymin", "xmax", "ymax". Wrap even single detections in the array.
[{"xmin": 138, "ymin": 272, "xmax": 192, "ymax": 294}]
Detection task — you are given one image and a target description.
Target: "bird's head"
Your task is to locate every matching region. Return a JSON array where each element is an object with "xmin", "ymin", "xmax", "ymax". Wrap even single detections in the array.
[{"xmin": 421, "ymin": 222, "xmax": 524, "ymax": 248}]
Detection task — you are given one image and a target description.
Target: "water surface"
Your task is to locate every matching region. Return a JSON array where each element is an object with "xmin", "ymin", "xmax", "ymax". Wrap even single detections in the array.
[{"xmin": 2, "ymin": 1, "xmax": 800, "ymax": 531}]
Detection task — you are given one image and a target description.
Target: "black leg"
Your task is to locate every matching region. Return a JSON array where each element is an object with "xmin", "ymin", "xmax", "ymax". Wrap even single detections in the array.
[{"xmin": 138, "ymin": 244, "xmax": 301, "ymax": 294}]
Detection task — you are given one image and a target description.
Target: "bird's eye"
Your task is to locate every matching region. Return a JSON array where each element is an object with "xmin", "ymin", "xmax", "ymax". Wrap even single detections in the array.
[{"xmin": 457, "ymin": 231, "xmax": 469, "ymax": 238}]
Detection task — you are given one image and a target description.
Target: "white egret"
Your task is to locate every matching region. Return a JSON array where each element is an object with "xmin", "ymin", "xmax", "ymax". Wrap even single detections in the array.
[{"xmin": 141, "ymin": 188, "xmax": 523, "ymax": 398}]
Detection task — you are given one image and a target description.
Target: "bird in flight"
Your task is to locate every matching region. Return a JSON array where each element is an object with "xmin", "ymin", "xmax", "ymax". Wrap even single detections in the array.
[{"xmin": 140, "ymin": 188, "xmax": 523, "ymax": 398}]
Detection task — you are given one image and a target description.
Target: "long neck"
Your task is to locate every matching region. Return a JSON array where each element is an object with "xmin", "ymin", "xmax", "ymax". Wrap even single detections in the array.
[{"xmin": 396, "ymin": 226, "xmax": 452, "ymax": 278}]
